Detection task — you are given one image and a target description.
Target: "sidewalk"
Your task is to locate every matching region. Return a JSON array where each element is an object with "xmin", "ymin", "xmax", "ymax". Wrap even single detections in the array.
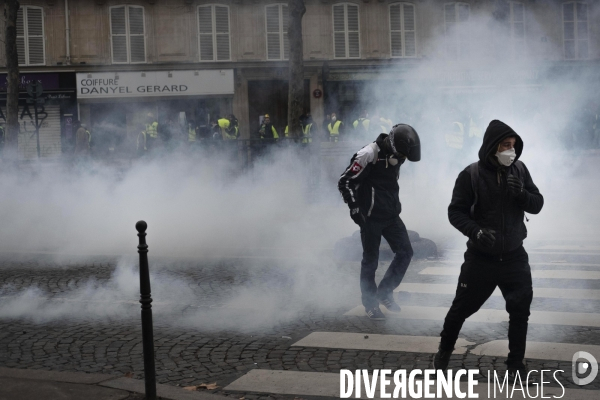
[{"xmin": 0, "ymin": 367, "xmax": 230, "ymax": 400}]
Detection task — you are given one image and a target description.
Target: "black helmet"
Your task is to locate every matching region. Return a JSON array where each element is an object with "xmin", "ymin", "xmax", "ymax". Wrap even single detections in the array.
[{"xmin": 388, "ymin": 124, "xmax": 421, "ymax": 162}]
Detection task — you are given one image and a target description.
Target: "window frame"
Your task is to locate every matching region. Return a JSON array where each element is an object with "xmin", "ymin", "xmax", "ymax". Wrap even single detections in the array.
[
  {"xmin": 197, "ymin": 4, "xmax": 232, "ymax": 62},
  {"xmin": 389, "ymin": 2, "xmax": 417, "ymax": 58},
  {"xmin": 443, "ymin": 2, "xmax": 470, "ymax": 58},
  {"xmin": 109, "ymin": 5, "xmax": 147, "ymax": 65},
  {"xmin": 264, "ymin": 3, "xmax": 289, "ymax": 61},
  {"xmin": 508, "ymin": 2, "xmax": 526, "ymax": 58},
  {"xmin": 17, "ymin": 5, "xmax": 46, "ymax": 66},
  {"xmin": 562, "ymin": 1, "xmax": 589, "ymax": 60},
  {"xmin": 332, "ymin": 2, "xmax": 361, "ymax": 59}
]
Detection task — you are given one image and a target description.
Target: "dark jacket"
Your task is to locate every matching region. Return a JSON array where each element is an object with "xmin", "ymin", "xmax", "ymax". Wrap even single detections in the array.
[
  {"xmin": 338, "ymin": 134, "xmax": 403, "ymax": 220},
  {"xmin": 448, "ymin": 120, "xmax": 544, "ymax": 257}
]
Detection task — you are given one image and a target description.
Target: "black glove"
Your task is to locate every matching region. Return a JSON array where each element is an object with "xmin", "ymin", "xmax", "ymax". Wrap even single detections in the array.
[
  {"xmin": 507, "ymin": 174, "xmax": 524, "ymax": 197},
  {"xmin": 474, "ymin": 228, "xmax": 496, "ymax": 247},
  {"xmin": 350, "ymin": 206, "xmax": 366, "ymax": 227}
]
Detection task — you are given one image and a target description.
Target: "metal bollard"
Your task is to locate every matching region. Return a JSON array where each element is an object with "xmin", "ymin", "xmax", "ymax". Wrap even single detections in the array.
[{"xmin": 136, "ymin": 220, "xmax": 157, "ymax": 400}]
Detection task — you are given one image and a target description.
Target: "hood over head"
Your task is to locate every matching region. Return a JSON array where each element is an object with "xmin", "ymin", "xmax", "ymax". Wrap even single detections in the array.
[{"xmin": 478, "ymin": 120, "xmax": 523, "ymax": 167}]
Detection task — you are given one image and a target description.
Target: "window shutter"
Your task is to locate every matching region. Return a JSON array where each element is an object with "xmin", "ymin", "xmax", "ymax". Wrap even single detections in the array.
[
  {"xmin": 403, "ymin": 4, "xmax": 416, "ymax": 57},
  {"xmin": 266, "ymin": 5, "xmax": 281, "ymax": 60},
  {"xmin": 347, "ymin": 5, "xmax": 359, "ymax": 58},
  {"xmin": 333, "ymin": 5, "xmax": 346, "ymax": 58},
  {"xmin": 128, "ymin": 6, "xmax": 145, "ymax": 63},
  {"xmin": 282, "ymin": 5, "xmax": 290, "ymax": 60},
  {"xmin": 16, "ymin": 8, "xmax": 26, "ymax": 65},
  {"xmin": 110, "ymin": 7, "xmax": 128, "ymax": 63},
  {"xmin": 390, "ymin": 4, "xmax": 402, "ymax": 57},
  {"xmin": 26, "ymin": 7, "xmax": 44, "ymax": 65},
  {"xmin": 576, "ymin": 3, "xmax": 588, "ymax": 59},
  {"xmin": 215, "ymin": 6, "xmax": 230, "ymax": 61},
  {"xmin": 198, "ymin": 6, "xmax": 214, "ymax": 61},
  {"xmin": 563, "ymin": 3, "xmax": 575, "ymax": 59}
]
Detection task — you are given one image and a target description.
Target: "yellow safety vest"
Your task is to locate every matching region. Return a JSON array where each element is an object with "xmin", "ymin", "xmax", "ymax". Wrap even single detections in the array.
[
  {"xmin": 328, "ymin": 121, "xmax": 342, "ymax": 135},
  {"xmin": 188, "ymin": 127, "xmax": 196, "ymax": 142},
  {"xmin": 145, "ymin": 122, "xmax": 158, "ymax": 138},
  {"xmin": 218, "ymin": 118, "xmax": 237, "ymax": 140},
  {"xmin": 353, "ymin": 118, "xmax": 370, "ymax": 132}
]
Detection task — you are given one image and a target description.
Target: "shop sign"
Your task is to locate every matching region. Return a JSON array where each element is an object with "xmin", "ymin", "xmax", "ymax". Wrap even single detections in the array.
[
  {"xmin": 0, "ymin": 73, "xmax": 60, "ymax": 92},
  {"xmin": 76, "ymin": 70, "xmax": 234, "ymax": 99}
]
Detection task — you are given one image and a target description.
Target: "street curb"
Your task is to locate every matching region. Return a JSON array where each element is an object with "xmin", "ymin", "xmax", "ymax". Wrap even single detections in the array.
[
  {"xmin": 0, "ymin": 367, "xmax": 114, "ymax": 384},
  {"xmin": 101, "ymin": 377, "xmax": 231, "ymax": 400}
]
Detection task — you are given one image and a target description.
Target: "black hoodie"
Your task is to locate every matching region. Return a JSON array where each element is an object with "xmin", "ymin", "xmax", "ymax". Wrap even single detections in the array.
[{"xmin": 448, "ymin": 120, "xmax": 544, "ymax": 258}]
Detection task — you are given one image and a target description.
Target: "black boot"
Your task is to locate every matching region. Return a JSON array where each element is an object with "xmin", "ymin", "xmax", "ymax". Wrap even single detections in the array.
[{"xmin": 433, "ymin": 347, "xmax": 453, "ymax": 371}]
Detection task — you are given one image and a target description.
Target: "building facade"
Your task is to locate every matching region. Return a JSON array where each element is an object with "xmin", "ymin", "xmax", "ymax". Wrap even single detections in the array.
[{"xmin": 1, "ymin": 0, "xmax": 599, "ymax": 158}]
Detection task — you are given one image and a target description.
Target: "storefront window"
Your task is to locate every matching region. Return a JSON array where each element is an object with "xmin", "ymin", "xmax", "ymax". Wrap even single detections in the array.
[
  {"xmin": 110, "ymin": 5, "xmax": 146, "ymax": 64},
  {"xmin": 16, "ymin": 6, "xmax": 45, "ymax": 66}
]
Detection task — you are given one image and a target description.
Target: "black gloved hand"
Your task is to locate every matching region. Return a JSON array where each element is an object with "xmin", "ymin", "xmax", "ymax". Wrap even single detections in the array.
[
  {"xmin": 507, "ymin": 174, "xmax": 524, "ymax": 197},
  {"xmin": 474, "ymin": 228, "xmax": 496, "ymax": 247},
  {"xmin": 350, "ymin": 206, "xmax": 366, "ymax": 227}
]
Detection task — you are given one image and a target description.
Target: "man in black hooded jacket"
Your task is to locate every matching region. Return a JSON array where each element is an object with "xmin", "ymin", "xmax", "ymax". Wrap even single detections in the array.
[
  {"xmin": 338, "ymin": 124, "xmax": 421, "ymax": 320},
  {"xmin": 434, "ymin": 120, "xmax": 544, "ymax": 379}
]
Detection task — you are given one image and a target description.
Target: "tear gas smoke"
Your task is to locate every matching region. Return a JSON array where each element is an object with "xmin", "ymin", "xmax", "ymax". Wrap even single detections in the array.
[{"xmin": 1, "ymin": 4, "xmax": 599, "ymax": 330}]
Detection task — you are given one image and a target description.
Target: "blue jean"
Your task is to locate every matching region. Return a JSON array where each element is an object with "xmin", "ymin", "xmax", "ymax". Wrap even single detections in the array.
[{"xmin": 360, "ymin": 216, "xmax": 413, "ymax": 309}]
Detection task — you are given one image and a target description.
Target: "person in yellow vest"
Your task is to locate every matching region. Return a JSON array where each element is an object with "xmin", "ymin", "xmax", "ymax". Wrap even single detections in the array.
[
  {"xmin": 284, "ymin": 118, "xmax": 313, "ymax": 143},
  {"xmin": 187, "ymin": 120, "xmax": 197, "ymax": 144},
  {"xmin": 353, "ymin": 110, "xmax": 371, "ymax": 138},
  {"xmin": 144, "ymin": 113, "xmax": 158, "ymax": 151},
  {"xmin": 327, "ymin": 112, "xmax": 343, "ymax": 142},
  {"xmin": 371, "ymin": 110, "xmax": 393, "ymax": 134},
  {"xmin": 302, "ymin": 115, "xmax": 313, "ymax": 143},
  {"xmin": 218, "ymin": 116, "xmax": 236, "ymax": 140},
  {"xmin": 74, "ymin": 122, "xmax": 91, "ymax": 155},
  {"xmin": 259, "ymin": 114, "xmax": 279, "ymax": 139},
  {"xmin": 228, "ymin": 114, "xmax": 239, "ymax": 139}
]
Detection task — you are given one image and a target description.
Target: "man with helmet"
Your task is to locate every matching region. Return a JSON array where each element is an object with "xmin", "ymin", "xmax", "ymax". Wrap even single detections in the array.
[
  {"xmin": 338, "ymin": 124, "xmax": 421, "ymax": 320},
  {"xmin": 434, "ymin": 120, "xmax": 544, "ymax": 382}
]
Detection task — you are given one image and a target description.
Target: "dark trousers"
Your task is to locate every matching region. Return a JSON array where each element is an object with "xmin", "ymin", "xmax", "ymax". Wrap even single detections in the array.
[
  {"xmin": 440, "ymin": 246, "xmax": 533, "ymax": 367},
  {"xmin": 360, "ymin": 216, "xmax": 413, "ymax": 309}
]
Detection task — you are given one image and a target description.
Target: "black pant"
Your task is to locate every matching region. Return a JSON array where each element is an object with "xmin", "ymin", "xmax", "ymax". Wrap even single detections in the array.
[
  {"xmin": 440, "ymin": 246, "xmax": 533, "ymax": 367},
  {"xmin": 360, "ymin": 216, "xmax": 413, "ymax": 309}
]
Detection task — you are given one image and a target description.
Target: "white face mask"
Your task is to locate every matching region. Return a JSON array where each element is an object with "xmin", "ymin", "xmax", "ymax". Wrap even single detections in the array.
[
  {"xmin": 495, "ymin": 148, "xmax": 516, "ymax": 166},
  {"xmin": 332, "ymin": 116, "xmax": 337, "ymax": 121},
  {"xmin": 388, "ymin": 156, "xmax": 398, "ymax": 166}
]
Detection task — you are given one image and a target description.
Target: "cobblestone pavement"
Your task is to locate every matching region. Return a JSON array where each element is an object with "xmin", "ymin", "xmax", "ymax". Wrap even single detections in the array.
[{"xmin": 0, "ymin": 250, "xmax": 599, "ymax": 399}]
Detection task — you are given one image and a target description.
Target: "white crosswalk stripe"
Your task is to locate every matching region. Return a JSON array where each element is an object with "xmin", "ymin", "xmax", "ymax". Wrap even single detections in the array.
[
  {"xmin": 224, "ymin": 369, "xmax": 597, "ymax": 399},
  {"xmin": 224, "ymin": 248, "xmax": 600, "ymax": 398},
  {"xmin": 471, "ymin": 340, "xmax": 600, "ymax": 362},
  {"xmin": 344, "ymin": 305, "xmax": 600, "ymax": 327},
  {"xmin": 419, "ymin": 267, "xmax": 600, "ymax": 280},
  {"xmin": 394, "ymin": 282, "xmax": 600, "ymax": 300},
  {"xmin": 292, "ymin": 332, "xmax": 474, "ymax": 354}
]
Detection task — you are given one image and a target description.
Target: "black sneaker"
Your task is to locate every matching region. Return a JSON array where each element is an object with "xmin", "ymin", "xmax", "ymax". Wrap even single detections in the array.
[
  {"xmin": 433, "ymin": 347, "xmax": 453, "ymax": 371},
  {"xmin": 365, "ymin": 307, "xmax": 386, "ymax": 320},
  {"xmin": 377, "ymin": 294, "xmax": 402, "ymax": 312}
]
